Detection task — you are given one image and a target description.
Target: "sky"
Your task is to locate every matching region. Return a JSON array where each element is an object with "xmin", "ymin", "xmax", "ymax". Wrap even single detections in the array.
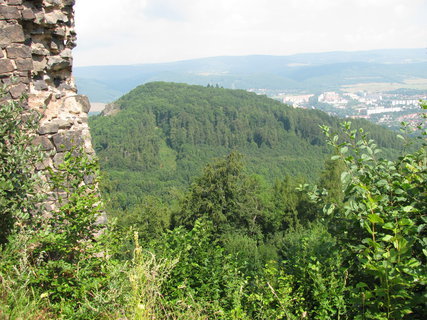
[{"xmin": 73, "ymin": 0, "xmax": 427, "ymax": 67}]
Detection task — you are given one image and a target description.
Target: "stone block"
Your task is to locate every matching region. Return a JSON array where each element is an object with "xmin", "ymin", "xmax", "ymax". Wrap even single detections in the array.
[
  {"xmin": 76, "ymin": 95, "xmax": 91, "ymax": 113},
  {"xmin": 53, "ymin": 27, "xmax": 65, "ymax": 37},
  {"xmin": 51, "ymin": 118, "xmax": 73, "ymax": 129},
  {"xmin": 58, "ymin": 82, "xmax": 72, "ymax": 91},
  {"xmin": 15, "ymin": 58, "xmax": 33, "ymax": 71},
  {"xmin": 33, "ymin": 136, "xmax": 55, "ymax": 151},
  {"xmin": 0, "ymin": 5, "xmax": 21, "ymax": 20},
  {"xmin": 22, "ymin": 8, "xmax": 35, "ymax": 20},
  {"xmin": 62, "ymin": 95, "xmax": 90, "ymax": 114},
  {"xmin": 9, "ymin": 82, "xmax": 27, "ymax": 98},
  {"xmin": 6, "ymin": 44, "xmax": 31, "ymax": 58},
  {"xmin": 45, "ymin": 11, "xmax": 68, "ymax": 25},
  {"xmin": 0, "ymin": 49, "xmax": 3, "ymax": 58},
  {"xmin": 60, "ymin": 48, "xmax": 72, "ymax": 58},
  {"xmin": 34, "ymin": 79, "xmax": 48, "ymax": 90},
  {"xmin": 35, "ymin": 157, "xmax": 51, "ymax": 170},
  {"xmin": 45, "ymin": 0, "xmax": 63, "ymax": 7},
  {"xmin": 7, "ymin": 0, "xmax": 23, "ymax": 5},
  {"xmin": 38, "ymin": 122, "xmax": 59, "ymax": 134},
  {"xmin": 0, "ymin": 23, "xmax": 25, "ymax": 46},
  {"xmin": 19, "ymin": 75, "xmax": 30, "ymax": 84},
  {"xmin": 0, "ymin": 59, "xmax": 14, "ymax": 74},
  {"xmin": 31, "ymin": 43, "xmax": 50, "ymax": 56},
  {"xmin": 32, "ymin": 56, "xmax": 47, "ymax": 73},
  {"xmin": 52, "ymin": 130, "xmax": 83, "ymax": 152},
  {"xmin": 48, "ymin": 55, "xmax": 69, "ymax": 70},
  {"xmin": 53, "ymin": 152, "xmax": 65, "ymax": 168}
]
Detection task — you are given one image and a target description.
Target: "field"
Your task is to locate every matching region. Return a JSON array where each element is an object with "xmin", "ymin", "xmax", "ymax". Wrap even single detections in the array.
[{"xmin": 341, "ymin": 77, "xmax": 427, "ymax": 93}]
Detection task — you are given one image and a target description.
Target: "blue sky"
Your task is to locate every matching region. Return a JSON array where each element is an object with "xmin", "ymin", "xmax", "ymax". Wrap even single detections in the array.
[{"xmin": 74, "ymin": 0, "xmax": 427, "ymax": 66}]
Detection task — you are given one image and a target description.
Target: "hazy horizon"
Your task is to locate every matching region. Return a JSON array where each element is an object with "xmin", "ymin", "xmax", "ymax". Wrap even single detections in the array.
[{"xmin": 73, "ymin": 0, "xmax": 427, "ymax": 67}]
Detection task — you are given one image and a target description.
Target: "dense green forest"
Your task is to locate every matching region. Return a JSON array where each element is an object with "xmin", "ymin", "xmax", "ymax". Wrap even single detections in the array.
[
  {"xmin": 89, "ymin": 82, "xmax": 404, "ymax": 210},
  {"xmin": 1, "ymin": 85, "xmax": 426, "ymax": 319}
]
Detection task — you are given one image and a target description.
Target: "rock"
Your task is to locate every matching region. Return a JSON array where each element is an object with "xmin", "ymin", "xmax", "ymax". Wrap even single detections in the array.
[
  {"xmin": 9, "ymin": 82, "xmax": 26, "ymax": 98},
  {"xmin": 44, "ymin": 11, "xmax": 68, "ymax": 25},
  {"xmin": 35, "ymin": 157, "xmax": 51, "ymax": 170},
  {"xmin": 38, "ymin": 122, "xmax": 59, "ymax": 134},
  {"xmin": 34, "ymin": 79, "xmax": 48, "ymax": 91},
  {"xmin": 15, "ymin": 58, "xmax": 33, "ymax": 71},
  {"xmin": 53, "ymin": 27, "xmax": 65, "ymax": 37},
  {"xmin": 22, "ymin": 8, "xmax": 36, "ymax": 21},
  {"xmin": 33, "ymin": 136, "xmax": 55, "ymax": 151},
  {"xmin": 47, "ymin": 56, "xmax": 69, "ymax": 71},
  {"xmin": 51, "ymin": 118, "xmax": 73, "ymax": 129},
  {"xmin": 53, "ymin": 152, "xmax": 65, "ymax": 168},
  {"xmin": 0, "ymin": 5, "xmax": 21, "ymax": 20},
  {"xmin": 6, "ymin": 44, "xmax": 32, "ymax": 58},
  {"xmin": 52, "ymin": 130, "xmax": 83, "ymax": 152},
  {"xmin": 32, "ymin": 56, "xmax": 47, "ymax": 73},
  {"xmin": 7, "ymin": 0, "xmax": 23, "ymax": 5},
  {"xmin": 101, "ymin": 102, "xmax": 121, "ymax": 116},
  {"xmin": 58, "ymin": 82, "xmax": 73, "ymax": 91},
  {"xmin": 44, "ymin": 0, "xmax": 63, "ymax": 7},
  {"xmin": 76, "ymin": 95, "xmax": 91, "ymax": 113},
  {"xmin": 63, "ymin": 0, "xmax": 75, "ymax": 6},
  {"xmin": 0, "ymin": 59, "xmax": 14, "ymax": 74},
  {"xmin": 60, "ymin": 48, "xmax": 72, "ymax": 59},
  {"xmin": 0, "ymin": 23, "xmax": 25, "ymax": 46},
  {"xmin": 19, "ymin": 75, "xmax": 30, "ymax": 84},
  {"xmin": 62, "ymin": 95, "xmax": 90, "ymax": 114},
  {"xmin": 31, "ymin": 43, "xmax": 50, "ymax": 56}
]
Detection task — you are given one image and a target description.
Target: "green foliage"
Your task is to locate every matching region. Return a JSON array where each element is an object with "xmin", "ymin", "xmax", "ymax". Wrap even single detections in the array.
[
  {"xmin": 89, "ymin": 82, "xmax": 403, "ymax": 210},
  {"xmin": 279, "ymin": 223, "xmax": 348, "ymax": 319},
  {"xmin": 245, "ymin": 261, "xmax": 302, "ymax": 320},
  {"xmin": 0, "ymin": 94, "xmax": 44, "ymax": 244},
  {"xmin": 321, "ymin": 118, "xmax": 427, "ymax": 319},
  {"xmin": 26, "ymin": 149, "xmax": 105, "ymax": 313},
  {"xmin": 173, "ymin": 152, "xmax": 263, "ymax": 237},
  {"xmin": 116, "ymin": 196, "xmax": 171, "ymax": 243},
  {"xmin": 2, "ymin": 87, "xmax": 424, "ymax": 319},
  {"xmin": 151, "ymin": 218, "xmax": 247, "ymax": 318}
]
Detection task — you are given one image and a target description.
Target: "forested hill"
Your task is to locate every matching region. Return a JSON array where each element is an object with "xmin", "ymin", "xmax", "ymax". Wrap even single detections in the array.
[{"xmin": 89, "ymin": 82, "xmax": 402, "ymax": 207}]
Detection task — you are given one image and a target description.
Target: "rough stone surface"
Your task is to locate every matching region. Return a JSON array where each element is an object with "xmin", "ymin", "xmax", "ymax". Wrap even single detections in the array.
[
  {"xmin": 0, "ymin": 24, "xmax": 25, "ymax": 46},
  {"xmin": 15, "ymin": 58, "xmax": 33, "ymax": 71},
  {"xmin": 33, "ymin": 136, "xmax": 55, "ymax": 151},
  {"xmin": 6, "ymin": 44, "xmax": 31, "ymax": 59},
  {"xmin": 34, "ymin": 79, "xmax": 48, "ymax": 90},
  {"xmin": 7, "ymin": 0, "xmax": 23, "ymax": 5},
  {"xmin": 1, "ymin": 0, "xmax": 97, "ymax": 214},
  {"xmin": 38, "ymin": 122, "xmax": 59, "ymax": 134},
  {"xmin": 52, "ymin": 131, "xmax": 83, "ymax": 152},
  {"xmin": 9, "ymin": 82, "xmax": 26, "ymax": 98},
  {"xmin": 0, "ymin": 59, "xmax": 14, "ymax": 73},
  {"xmin": 22, "ymin": 8, "xmax": 35, "ymax": 20},
  {"xmin": 0, "ymin": 6, "xmax": 21, "ymax": 20}
]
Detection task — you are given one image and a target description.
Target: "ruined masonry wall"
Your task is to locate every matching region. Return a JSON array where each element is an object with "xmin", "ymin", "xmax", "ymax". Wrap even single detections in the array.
[
  {"xmin": 1, "ymin": 2, "xmax": 93, "ymax": 166},
  {"xmin": 0, "ymin": 0, "xmax": 94, "ymax": 210}
]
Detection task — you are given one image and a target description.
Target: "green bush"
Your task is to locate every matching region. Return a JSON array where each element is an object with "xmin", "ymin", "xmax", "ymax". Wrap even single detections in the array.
[{"xmin": 0, "ymin": 94, "xmax": 44, "ymax": 244}]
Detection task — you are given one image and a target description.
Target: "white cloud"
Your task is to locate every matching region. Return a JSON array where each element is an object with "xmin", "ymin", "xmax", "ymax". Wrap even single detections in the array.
[{"xmin": 73, "ymin": 0, "xmax": 427, "ymax": 66}]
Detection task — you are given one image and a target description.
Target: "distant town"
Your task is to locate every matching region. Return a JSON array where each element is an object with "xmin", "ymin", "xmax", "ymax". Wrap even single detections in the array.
[{"xmin": 248, "ymin": 88, "xmax": 426, "ymax": 130}]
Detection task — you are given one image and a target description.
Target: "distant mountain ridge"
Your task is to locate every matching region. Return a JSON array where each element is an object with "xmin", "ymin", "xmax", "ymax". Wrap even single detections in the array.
[{"xmin": 75, "ymin": 48, "xmax": 427, "ymax": 103}]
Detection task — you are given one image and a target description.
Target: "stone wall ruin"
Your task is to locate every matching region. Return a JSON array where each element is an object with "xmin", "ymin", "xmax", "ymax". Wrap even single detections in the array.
[{"xmin": 1, "ymin": 0, "xmax": 95, "ymax": 210}]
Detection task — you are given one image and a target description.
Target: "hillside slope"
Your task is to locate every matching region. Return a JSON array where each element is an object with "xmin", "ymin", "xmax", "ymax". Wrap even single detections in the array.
[{"xmin": 89, "ymin": 82, "xmax": 403, "ymax": 207}]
